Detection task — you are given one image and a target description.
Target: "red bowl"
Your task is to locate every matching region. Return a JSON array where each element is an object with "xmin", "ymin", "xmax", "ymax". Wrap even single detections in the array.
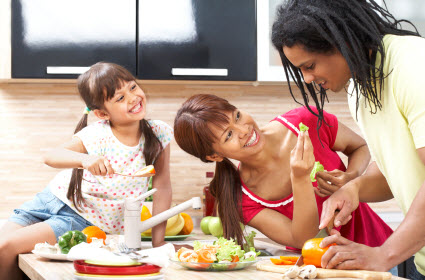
[{"xmin": 73, "ymin": 260, "xmax": 161, "ymax": 275}]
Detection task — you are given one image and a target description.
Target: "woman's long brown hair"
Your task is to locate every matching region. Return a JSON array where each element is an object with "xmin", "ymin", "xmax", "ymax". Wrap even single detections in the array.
[
  {"xmin": 174, "ymin": 94, "xmax": 246, "ymax": 246},
  {"xmin": 68, "ymin": 62, "xmax": 162, "ymax": 211}
]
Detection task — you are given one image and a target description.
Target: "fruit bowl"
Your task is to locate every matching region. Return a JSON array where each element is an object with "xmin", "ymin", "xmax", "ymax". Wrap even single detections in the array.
[{"xmin": 169, "ymin": 258, "xmax": 259, "ymax": 271}]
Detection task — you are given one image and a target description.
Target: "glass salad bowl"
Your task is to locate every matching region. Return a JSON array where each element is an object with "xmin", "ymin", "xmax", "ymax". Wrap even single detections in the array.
[{"xmin": 169, "ymin": 258, "xmax": 259, "ymax": 271}]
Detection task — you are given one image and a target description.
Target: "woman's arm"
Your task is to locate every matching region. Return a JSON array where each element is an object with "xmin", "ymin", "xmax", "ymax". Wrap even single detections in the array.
[
  {"xmin": 315, "ymin": 121, "xmax": 370, "ymax": 196},
  {"xmin": 151, "ymin": 144, "xmax": 172, "ymax": 248},
  {"xmin": 43, "ymin": 137, "xmax": 114, "ymax": 176},
  {"xmin": 249, "ymin": 131, "xmax": 318, "ymax": 249}
]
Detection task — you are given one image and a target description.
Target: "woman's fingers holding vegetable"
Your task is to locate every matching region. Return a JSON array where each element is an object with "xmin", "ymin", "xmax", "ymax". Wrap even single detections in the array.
[
  {"xmin": 303, "ymin": 131, "xmax": 315, "ymax": 167},
  {"xmin": 316, "ymin": 176, "xmax": 340, "ymax": 195}
]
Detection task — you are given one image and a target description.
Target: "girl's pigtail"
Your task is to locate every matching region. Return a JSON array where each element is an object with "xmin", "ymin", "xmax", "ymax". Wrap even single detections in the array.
[
  {"xmin": 67, "ymin": 114, "xmax": 89, "ymax": 212},
  {"xmin": 210, "ymin": 158, "xmax": 245, "ymax": 246},
  {"xmin": 140, "ymin": 119, "xmax": 163, "ymax": 165}
]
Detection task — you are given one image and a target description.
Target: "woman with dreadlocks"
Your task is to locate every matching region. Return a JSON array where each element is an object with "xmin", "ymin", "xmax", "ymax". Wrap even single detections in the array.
[{"xmin": 271, "ymin": 0, "xmax": 425, "ymax": 277}]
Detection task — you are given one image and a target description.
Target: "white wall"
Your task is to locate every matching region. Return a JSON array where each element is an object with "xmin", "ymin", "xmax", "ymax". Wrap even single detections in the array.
[{"xmin": 0, "ymin": 0, "xmax": 11, "ymax": 79}]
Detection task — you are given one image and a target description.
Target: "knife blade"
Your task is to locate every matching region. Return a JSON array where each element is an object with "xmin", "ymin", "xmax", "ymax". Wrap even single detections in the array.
[{"xmin": 294, "ymin": 210, "xmax": 339, "ymax": 266}]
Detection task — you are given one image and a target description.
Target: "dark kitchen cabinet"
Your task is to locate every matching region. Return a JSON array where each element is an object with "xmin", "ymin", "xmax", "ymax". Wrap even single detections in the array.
[
  {"xmin": 12, "ymin": 0, "xmax": 136, "ymax": 78},
  {"xmin": 137, "ymin": 0, "xmax": 257, "ymax": 81}
]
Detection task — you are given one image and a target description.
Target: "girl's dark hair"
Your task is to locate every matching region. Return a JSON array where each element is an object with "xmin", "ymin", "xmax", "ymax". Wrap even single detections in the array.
[
  {"xmin": 174, "ymin": 94, "xmax": 246, "ymax": 246},
  {"xmin": 271, "ymin": 0, "xmax": 420, "ymax": 129},
  {"xmin": 69, "ymin": 62, "xmax": 162, "ymax": 211}
]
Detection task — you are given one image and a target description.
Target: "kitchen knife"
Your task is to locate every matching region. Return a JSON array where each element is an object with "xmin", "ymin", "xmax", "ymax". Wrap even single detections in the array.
[{"xmin": 294, "ymin": 211, "xmax": 338, "ymax": 266}]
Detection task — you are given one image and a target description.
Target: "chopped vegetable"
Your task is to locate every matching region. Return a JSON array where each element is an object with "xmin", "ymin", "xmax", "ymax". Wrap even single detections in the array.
[
  {"xmin": 310, "ymin": 161, "xmax": 324, "ymax": 182},
  {"xmin": 299, "ymin": 122, "xmax": 309, "ymax": 132},
  {"xmin": 176, "ymin": 237, "xmax": 259, "ymax": 264},
  {"xmin": 58, "ymin": 230, "xmax": 87, "ymax": 254}
]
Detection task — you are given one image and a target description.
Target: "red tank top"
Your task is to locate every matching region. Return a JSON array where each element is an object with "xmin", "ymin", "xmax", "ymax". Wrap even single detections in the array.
[{"xmin": 241, "ymin": 107, "xmax": 393, "ymax": 248}]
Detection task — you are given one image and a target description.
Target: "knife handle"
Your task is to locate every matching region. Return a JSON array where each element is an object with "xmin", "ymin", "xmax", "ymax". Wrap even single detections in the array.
[{"xmin": 325, "ymin": 210, "xmax": 340, "ymax": 235}]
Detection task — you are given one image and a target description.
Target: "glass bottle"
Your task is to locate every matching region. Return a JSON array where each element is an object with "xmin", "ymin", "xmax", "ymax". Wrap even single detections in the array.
[{"xmin": 203, "ymin": 171, "xmax": 216, "ymax": 217}]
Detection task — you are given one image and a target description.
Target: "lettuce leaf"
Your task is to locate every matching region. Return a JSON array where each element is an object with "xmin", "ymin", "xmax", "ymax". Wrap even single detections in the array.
[
  {"xmin": 214, "ymin": 237, "xmax": 244, "ymax": 262},
  {"xmin": 310, "ymin": 161, "xmax": 324, "ymax": 182},
  {"xmin": 299, "ymin": 122, "xmax": 309, "ymax": 132}
]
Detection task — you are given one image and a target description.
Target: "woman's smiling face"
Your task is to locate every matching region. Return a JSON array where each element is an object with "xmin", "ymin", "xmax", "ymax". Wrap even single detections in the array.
[
  {"xmin": 283, "ymin": 44, "xmax": 352, "ymax": 92},
  {"xmin": 207, "ymin": 109, "xmax": 265, "ymax": 162}
]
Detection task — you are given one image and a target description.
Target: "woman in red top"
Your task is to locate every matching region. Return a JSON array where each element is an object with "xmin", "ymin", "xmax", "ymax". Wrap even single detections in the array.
[{"xmin": 174, "ymin": 94, "xmax": 392, "ymax": 249}]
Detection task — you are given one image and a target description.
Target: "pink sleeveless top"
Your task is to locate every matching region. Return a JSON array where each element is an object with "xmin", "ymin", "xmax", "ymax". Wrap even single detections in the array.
[{"xmin": 241, "ymin": 107, "xmax": 393, "ymax": 248}]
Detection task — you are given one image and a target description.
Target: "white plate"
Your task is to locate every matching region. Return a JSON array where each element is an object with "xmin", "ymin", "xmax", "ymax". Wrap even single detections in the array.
[
  {"xmin": 32, "ymin": 250, "xmax": 70, "ymax": 261},
  {"xmin": 74, "ymin": 272, "xmax": 163, "ymax": 280}
]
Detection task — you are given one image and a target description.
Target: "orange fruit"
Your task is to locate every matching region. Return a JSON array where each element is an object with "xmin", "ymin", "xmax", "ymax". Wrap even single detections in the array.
[
  {"xmin": 302, "ymin": 238, "xmax": 336, "ymax": 268},
  {"xmin": 178, "ymin": 250, "xmax": 197, "ymax": 262},
  {"xmin": 196, "ymin": 249, "xmax": 216, "ymax": 263},
  {"xmin": 140, "ymin": 205, "xmax": 152, "ymax": 221},
  {"xmin": 178, "ymin": 212, "xmax": 193, "ymax": 235},
  {"xmin": 82, "ymin": 226, "xmax": 107, "ymax": 245}
]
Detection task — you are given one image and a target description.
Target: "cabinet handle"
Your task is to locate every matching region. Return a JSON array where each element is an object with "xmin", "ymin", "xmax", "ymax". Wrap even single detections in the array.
[
  {"xmin": 171, "ymin": 68, "xmax": 228, "ymax": 76},
  {"xmin": 46, "ymin": 66, "xmax": 90, "ymax": 74}
]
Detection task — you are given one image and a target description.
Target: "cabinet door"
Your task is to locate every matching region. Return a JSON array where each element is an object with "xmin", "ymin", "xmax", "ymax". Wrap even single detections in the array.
[
  {"xmin": 12, "ymin": 0, "xmax": 136, "ymax": 78},
  {"xmin": 138, "ymin": 0, "xmax": 257, "ymax": 81}
]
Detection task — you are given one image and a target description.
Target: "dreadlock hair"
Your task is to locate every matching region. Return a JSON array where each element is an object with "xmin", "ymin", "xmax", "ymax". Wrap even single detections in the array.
[
  {"xmin": 68, "ymin": 62, "xmax": 162, "ymax": 211},
  {"xmin": 174, "ymin": 94, "xmax": 248, "ymax": 247},
  {"xmin": 271, "ymin": 0, "xmax": 420, "ymax": 131}
]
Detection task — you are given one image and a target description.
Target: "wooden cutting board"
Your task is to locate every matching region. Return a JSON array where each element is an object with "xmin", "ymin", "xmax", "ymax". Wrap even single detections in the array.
[{"xmin": 256, "ymin": 260, "xmax": 392, "ymax": 280}]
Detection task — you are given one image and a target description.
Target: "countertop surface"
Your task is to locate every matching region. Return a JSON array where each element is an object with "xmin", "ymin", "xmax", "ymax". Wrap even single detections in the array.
[{"xmin": 19, "ymin": 227, "xmax": 407, "ymax": 280}]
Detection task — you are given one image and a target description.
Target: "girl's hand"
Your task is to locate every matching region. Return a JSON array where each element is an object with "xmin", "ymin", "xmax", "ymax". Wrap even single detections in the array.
[
  {"xmin": 290, "ymin": 131, "xmax": 315, "ymax": 179},
  {"xmin": 315, "ymin": 169, "xmax": 357, "ymax": 197},
  {"xmin": 82, "ymin": 155, "xmax": 114, "ymax": 176}
]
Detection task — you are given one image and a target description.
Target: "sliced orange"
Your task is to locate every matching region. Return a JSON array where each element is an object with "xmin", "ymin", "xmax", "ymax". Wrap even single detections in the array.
[
  {"xmin": 196, "ymin": 249, "xmax": 216, "ymax": 263},
  {"xmin": 178, "ymin": 212, "xmax": 194, "ymax": 235},
  {"xmin": 179, "ymin": 250, "xmax": 197, "ymax": 262},
  {"xmin": 177, "ymin": 247, "xmax": 190, "ymax": 258}
]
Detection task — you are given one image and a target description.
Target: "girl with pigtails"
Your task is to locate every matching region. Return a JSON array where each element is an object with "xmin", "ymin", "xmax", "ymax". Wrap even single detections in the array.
[
  {"xmin": 174, "ymin": 94, "xmax": 393, "ymax": 260},
  {"xmin": 0, "ymin": 62, "xmax": 173, "ymax": 279}
]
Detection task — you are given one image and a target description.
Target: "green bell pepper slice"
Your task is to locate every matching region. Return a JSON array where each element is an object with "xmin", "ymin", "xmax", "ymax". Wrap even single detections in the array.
[{"xmin": 58, "ymin": 230, "xmax": 87, "ymax": 254}]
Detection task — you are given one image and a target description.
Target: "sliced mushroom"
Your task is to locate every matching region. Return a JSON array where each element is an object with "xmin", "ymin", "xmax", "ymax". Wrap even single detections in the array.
[
  {"xmin": 283, "ymin": 265, "xmax": 301, "ymax": 279},
  {"xmin": 298, "ymin": 265, "xmax": 317, "ymax": 279}
]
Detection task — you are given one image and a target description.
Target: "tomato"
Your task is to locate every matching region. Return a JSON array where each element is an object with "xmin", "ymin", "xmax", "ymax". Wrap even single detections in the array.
[{"xmin": 302, "ymin": 238, "xmax": 336, "ymax": 268}]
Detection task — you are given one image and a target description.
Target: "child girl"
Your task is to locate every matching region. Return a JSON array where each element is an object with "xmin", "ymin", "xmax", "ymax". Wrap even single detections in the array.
[
  {"xmin": 0, "ymin": 62, "xmax": 173, "ymax": 279},
  {"xmin": 174, "ymin": 94, "xmax": 393, "ymax": 251},
  {"xmin": 271, "ymin": 0, "xmax": 425, "ymax": 275}
]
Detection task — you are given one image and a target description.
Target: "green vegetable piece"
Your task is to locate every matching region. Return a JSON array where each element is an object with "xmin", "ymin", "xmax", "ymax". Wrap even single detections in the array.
[
  {"xmin": 243, "ymin": 231, "xmax": 256, "ymax": 252},
  {"xmin": 299, "ymin": 122, "xmax": 309, "ymax": 132},
  {"xmin": 310, "ymin": 161, "xmax": 325, "ymax": 182},
  {"xmin": 58, "ymin": 230, "xmax": 87, "ymax": 254}
]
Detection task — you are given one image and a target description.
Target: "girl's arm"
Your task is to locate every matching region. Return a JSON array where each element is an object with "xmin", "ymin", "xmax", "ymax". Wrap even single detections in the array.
[
  {"xmin": 315, "ymin": 121, "xmax": 370, "ymax": 196},
  {"xmin": 249, "ymin": 131, "xmax": 318, "ymax": 249},
  {"xmin": 151, "ymin": 144, "xmax": 172, "ymax": 248},
  {"xmin": 43, "ymin": 137, "xmax": 114, "ymax": 176}
]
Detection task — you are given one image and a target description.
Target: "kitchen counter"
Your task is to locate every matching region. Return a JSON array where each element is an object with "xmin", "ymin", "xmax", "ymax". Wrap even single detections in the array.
[{"xmin": 19, "ymin": 229, "xmax": 407, "ymax": 280}]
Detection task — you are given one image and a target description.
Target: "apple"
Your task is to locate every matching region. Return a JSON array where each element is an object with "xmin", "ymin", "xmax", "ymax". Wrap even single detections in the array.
[
  {"xmin": 200, "ymin": 216, "xmax": 213, "ymax": 235},
  {"xmin": 208, "ymin": 217, "xmax": 223, "ymax": 238}
]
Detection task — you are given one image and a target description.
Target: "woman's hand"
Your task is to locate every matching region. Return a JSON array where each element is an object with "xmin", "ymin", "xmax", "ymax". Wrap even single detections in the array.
[
  {"xmin": 315, "ymin": 169, "xmax": 357, "ymax": 197},
  {"xmin": 320, "ymin": 230, "xmax": 389, "ymax": 271},
  {"xmin": 290, "ymin": 131, "xmax": 315, "ymax": 180},
  {"xmin": 82, "ymin": 155, "xmax": 114, "ymax": 176}
]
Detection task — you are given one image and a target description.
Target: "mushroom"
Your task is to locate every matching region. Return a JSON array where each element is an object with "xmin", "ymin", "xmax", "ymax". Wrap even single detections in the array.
[
  {"xmin": 283, "ymin": 265, "xmax": 301, "ymax": 279},
  {"xmin": 298, "ymin": 265, "xmax": 317, "ymax": 279}
]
